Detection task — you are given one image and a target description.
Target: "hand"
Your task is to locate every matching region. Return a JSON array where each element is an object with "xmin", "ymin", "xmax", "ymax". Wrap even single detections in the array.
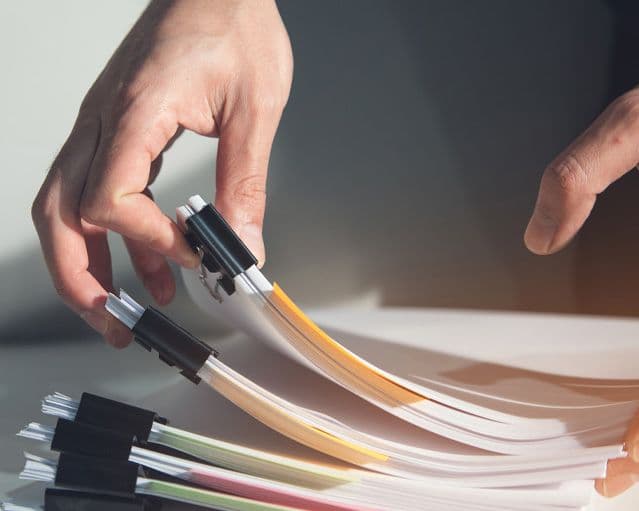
[
  {"xmin": 595, "ymin": 417, "xmax": 639, "ymax": 497},
  {"xmin": 31, "ymin": 0, "xmax": 293, "ymax": 347},
  {"xmin": 524, "ymin": 88, "xmax": 639, "ymax": 496},
  {"xmin": 525, "ymin": 89, "xmax": 639, "ymax": 255}
]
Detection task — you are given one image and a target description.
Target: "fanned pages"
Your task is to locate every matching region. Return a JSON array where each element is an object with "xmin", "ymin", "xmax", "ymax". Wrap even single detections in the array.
[
  {"xmin": 15, "ymin": 193, "xmax": 623, "ymax": 511},
  {"xmin": 181, "ymin": 247, "xmax": 636, "ymax": 453},
  {"xmin": 103, "ymin": 291, "xmax": 626, "ymax": 487},
  {"xmin": 4, "ymin": 195, "xmax": 635, "ymax": 511}
]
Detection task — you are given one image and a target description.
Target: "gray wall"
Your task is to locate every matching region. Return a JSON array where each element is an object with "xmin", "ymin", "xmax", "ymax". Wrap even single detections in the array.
[{"xmin": 0, "ymin": 1, "xmax": 616, "ymax": 343}]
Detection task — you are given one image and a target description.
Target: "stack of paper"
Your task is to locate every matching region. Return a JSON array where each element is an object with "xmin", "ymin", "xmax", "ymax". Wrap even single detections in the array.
[
  {"xmin": 5, "ymin": 195, "xmax": 637, "ymax": 511},
  {"xmin": 179, "ymin": 192, "xmax": 639, "ymax": 508},
  {"xmin": 13, "ymin": 390, "xmax": 618, "ymax": 511}
]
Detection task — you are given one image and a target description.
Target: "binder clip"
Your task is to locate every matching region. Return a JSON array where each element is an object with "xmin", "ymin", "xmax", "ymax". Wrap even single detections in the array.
[
  {"xmin": 44, "ymin": 488, "xmax": 158, "ymax": 511},
  {"xmin": 177, "ymin": 195, "xmax": 257, "ymax": 299},
  {"xmin": 54, "ymin": 452, "xmax": 140, "ymax": 497},
  {"xmin": 74, "ymin": 392, "xmax": 167, "ymax": 443},
  {"xmin": 51, "ymin": 418, "xmax": 136, "ymax": 461},
  {"xmin": 106, "ymin": 291, "xmax": 218, "ymax": 384}
]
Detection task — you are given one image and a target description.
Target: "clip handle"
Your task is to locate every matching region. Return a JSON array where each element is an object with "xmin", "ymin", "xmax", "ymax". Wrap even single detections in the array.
[
  {"xmin": 75, "ymin": 392, "xmax": 166, "ymax": 442},
  {"xmin": 133, "ymin": 306, "xmax": 215, "ymax": 384},
  {"xmin": 185, "ymin": 202, "xmax": 257, "ymax": 282},
  {"xmin": 51, "ymin": 418, "xmax": 134, "ymax": 460},
  {"xmin": 106, "ymin": 291, "xmax": 218, "ymax": 385},
  {"xmin": 55, "ymin": 452, "xmax": 139, "ymax": 497}
]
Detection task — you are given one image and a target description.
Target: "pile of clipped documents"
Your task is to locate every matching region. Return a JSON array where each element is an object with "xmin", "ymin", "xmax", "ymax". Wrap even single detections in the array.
[{"xmin": 5, "ymin": 195, "xmax": 639, "ymax": 511}]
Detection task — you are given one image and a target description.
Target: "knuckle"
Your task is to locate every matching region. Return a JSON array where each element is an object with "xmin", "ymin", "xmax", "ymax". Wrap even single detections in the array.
[
  {"xmin": 53, "ymin": 280, "xmax": 69, "ymax": 300},
  {"xmin": 79, "ymin": 192, "xmax": 116, "ymax": 226},
  {"xmin": 102, "ymin": 85, "xmax": 149, "ymax": 137},
  {"xmin": 30, "ymin": 192, "xmax": 46, "ymax": 226},
  {"xmin": 51, "ymin": 274, "xmax": 78, "ymax": 304},
  {"xmin": 114, "ymin": 78, "xmax": 143, "ymax": 109},
  {"xmin": 548, "ymin": 154, "xmax": 588, "ymax": 194},
  {"xmin": 52, "ymin": 274, "xmax": 82, "ymax": 309},
  {"xmin": 109, "ymin": 93, "xmax": 176, "ymax": 158},
  {"xmin": 229, "ymin": 175, "xmax": 267, "ymax": 210},
  {"xmin": 78, "ymin": 93, "xmax": 99, "ymax": 119},
  {"xmin": 31, "ymin": 185, "xmax": 56, "ymax": 228},
  {"xmin": 612, "ymin": 91, "xmax": 639, "ymax": 128},
  {"xmin": 247, "ymin": 88, "xmax": 286, "ymax": 118}
]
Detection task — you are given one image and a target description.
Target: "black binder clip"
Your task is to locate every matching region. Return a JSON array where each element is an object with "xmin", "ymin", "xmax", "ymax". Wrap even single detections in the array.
[
  {"xmin": 51, "ymin": 418, "xmax": 135, "ymax": 461},
  {"xmin": 177, "ymin": 195, "xmax": 257, "ymax": 298},
  {"xmin": 44, "ymin": 488, "xmax": 159, "ymax": 511},
  {"xmin": 47, "ymin": 416, "xmax": 202, "ymax": 465},
  {"xmin": 105, "ymin": 291, "xmax": 218, "ymax": 384},
  {"xmin": 54, "ymin": 452, "xmax": 140, "ymax": 497},
  {"xmin": 74, "ymin": 392, "xmax": 167, "ymax": 442}
]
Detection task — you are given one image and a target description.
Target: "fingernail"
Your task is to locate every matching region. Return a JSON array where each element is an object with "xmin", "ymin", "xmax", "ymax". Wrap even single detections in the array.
[
  {"xmin": 81, "ymin": 311, "xmax": 108, "ymax": 335},
  {"xmin": 524, "ymin": 209, "xmax": 557, "ymax": 255},
  {"xmin": 239, "ymin": 223, "xmax": 265, "ymax": 267}
]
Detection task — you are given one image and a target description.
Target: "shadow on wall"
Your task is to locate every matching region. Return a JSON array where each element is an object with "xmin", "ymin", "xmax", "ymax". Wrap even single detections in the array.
[{"xmin": 0, "ymin": 0, "xmax": 623, "ymax": 344}]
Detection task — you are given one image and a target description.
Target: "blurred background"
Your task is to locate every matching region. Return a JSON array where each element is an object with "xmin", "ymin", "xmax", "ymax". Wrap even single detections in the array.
[
  {"xmin": 2, "ymin": 1, "xmax": 639, "ymax": 508},
  {"xmin": 2, "ymin": 0, "xmax": 639, "ymax": 345}
]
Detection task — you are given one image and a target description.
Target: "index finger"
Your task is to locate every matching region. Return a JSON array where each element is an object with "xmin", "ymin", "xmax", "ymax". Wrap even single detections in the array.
[
  {"xmin": 525, "ymin": 90, "xmax": 639, "ymax": 255},
  {"xmin": 214, "ymin": 94, "xmax": 286, "ymax": 266},
  {"xmin": 32, "ymin": 124, "xmax": 132, "ymax": 347},
  {"xmin": 79, "ymin": 102, "xmax": 199, "ymax": 269}
]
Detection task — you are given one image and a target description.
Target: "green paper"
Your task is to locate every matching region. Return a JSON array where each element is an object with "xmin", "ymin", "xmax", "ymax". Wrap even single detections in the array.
[
  {"xmin": 140, "ymin": 479, "xmax": 299, "ymax": 511},
  {"xmin": 157, "ymin": 424, "xmax": 355, "ymax": 489}
]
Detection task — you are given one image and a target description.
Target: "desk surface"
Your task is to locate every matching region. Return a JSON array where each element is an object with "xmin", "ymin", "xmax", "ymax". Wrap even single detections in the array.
[{"xmin": 2, "ymin": 306, "xmax": 638, "ymax": 510}]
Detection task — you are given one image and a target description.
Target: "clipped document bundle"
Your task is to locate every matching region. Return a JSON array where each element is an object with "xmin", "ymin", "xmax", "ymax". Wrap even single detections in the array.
[
  {"xmin": 5, "ymin": 195, "xmax": 638, "ymax": 511},
  {"xmin": 7, "ymin": 391, "xmax": 617, "ymax": 511}
]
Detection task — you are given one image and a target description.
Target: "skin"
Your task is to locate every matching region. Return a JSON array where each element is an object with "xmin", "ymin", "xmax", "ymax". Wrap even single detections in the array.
[
  {"xmin": 31, "ymin": 0, "xmax": 293, "ymax": 347},
  {"xmin": 525, "ymin": 88, "xmax": 639, "ymax": 496},
  {"xmin": 31, "ymin": 0, "xmax": 638, "ymax": 498}
]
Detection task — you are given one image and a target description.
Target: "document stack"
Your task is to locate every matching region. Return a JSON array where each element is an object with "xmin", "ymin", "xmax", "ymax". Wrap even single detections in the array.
[{"xmin": 4, "ymin": 195, "xmax": 638, "ymax": 511}]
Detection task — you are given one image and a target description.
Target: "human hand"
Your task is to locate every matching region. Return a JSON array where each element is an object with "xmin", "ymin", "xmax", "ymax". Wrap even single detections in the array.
[
  {"xmin": 31, "ymin": 0, "xmax": 293, "ymax": 347},
  {"xmin": 525, "ymin": 89, "xmax": 639, "ymax": 255},
  {"xmin": 524, "ymin": 88, "xmax": 639, "ymax": 496},
  {"xmin": 594, "ymin": 416, "xmax": 639, "ymax": 497}
]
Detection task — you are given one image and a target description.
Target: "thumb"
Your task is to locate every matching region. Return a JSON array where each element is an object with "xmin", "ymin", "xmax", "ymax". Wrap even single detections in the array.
[
  {"xmin": 214, "ymin": 100, "xmax": 283, "ymax": 266},
  {"xmin": 525, "ymin": 91, "xmax": 639, "ymax": 255}
]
